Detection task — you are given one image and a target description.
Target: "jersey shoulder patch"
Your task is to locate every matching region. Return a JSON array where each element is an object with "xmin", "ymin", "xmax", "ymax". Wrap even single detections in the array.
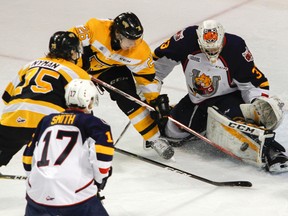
[{"xmin": 242, "ymin": 46, "xmax": 254, "ymax": 62}]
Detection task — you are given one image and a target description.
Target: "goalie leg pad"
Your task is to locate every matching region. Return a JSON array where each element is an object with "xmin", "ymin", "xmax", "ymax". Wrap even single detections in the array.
[
  {"xmin": 164, "ymin": 119, "xmax": 191, "ymax": 139},
  {"xmin": 207, "ymin": 106, "xmax": 274, "ymax": 167}
]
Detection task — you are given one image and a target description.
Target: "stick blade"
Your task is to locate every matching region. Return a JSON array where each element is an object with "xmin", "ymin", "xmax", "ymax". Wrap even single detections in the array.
[
  {"xmin": 217, "ymin": 181, "xmax": 252, "ymax": 187},
  {"xmin": 0, "ymin": 173, "xmax": 27, "ymax": 180}
]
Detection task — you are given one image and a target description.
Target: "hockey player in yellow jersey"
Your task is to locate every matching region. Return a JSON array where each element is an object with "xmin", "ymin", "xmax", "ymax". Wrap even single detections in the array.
[
  {"xmin": 0, "ymin": 31, "xmax": 90, "ymax": 167},
  {"xmin": 69, "ymin": 12, "xmax": 174, "ymax": 159}
]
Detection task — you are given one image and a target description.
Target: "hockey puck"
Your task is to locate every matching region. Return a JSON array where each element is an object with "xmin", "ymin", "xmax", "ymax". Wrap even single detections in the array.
[{"xmin": 240, "ymin": 143, "xmax": 249, "ymax": 151}]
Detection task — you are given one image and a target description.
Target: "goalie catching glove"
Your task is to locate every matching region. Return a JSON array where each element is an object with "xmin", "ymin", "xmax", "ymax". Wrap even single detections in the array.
[{"xmin": 240, "ymin": 96, "xmax": 285, "ymax": 130}]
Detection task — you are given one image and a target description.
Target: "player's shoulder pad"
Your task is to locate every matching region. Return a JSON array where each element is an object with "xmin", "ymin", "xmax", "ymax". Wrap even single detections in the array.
[
  {"xmin": 129, "ymin": 39, "xmax": 152, "ymax": 60},
  {"xmin": 224, "ymin": 33, "xmax": 246, "ymax": 49}
]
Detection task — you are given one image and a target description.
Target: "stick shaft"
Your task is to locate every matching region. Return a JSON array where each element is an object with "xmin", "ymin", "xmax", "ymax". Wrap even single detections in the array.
[
  {"xmin": 0, "ymin": 173, "xmax": 27, "ymax": 180},
  {"xmin": 115, "ymin": 147, "xmax": 252, "ymax": 187},
  {"xmin": 92, "ymin": 77, "xmax": 242, "ymax": 160}
]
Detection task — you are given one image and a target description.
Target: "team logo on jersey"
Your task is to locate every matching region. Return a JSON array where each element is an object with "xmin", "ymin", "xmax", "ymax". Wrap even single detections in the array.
[
  {"xmin": 173, "ymin": 30, "xmax": 184, "ymax": 41},
  {"xmin": 16, "ymin": 116, "xmax": 26, "ymax": 123},
  {"xmin": 188, "ymin": 54, "xmax": 200, "ymax": 62},
  {"xmin": 189, "ymin": 70, "xmax": 220, "ymax": 97},
  {"xmin": 242, "ymin": 47, "xmax": 254, "ymax": 62}
]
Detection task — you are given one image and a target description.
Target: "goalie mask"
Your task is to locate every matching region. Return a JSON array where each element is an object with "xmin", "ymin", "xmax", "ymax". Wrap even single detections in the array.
[
  {"xmin": 196, "ymin": 20, "xmax": 225, "ymax": 64},
  {"xmin": 65, "ymin": 79, "xmax": 99, "ymax": 113}
]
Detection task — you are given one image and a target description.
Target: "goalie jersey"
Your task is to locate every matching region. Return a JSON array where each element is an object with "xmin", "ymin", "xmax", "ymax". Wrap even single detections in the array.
[
  {"xmin": 1, "ymin": 57, "xmax": 90, "ymax": 128},
  {"xmin": 22, "ymin": 110, "xmax": 114, "ymax": 206},
  {"xmin": 153, "ymin": 26, "xmax": 269, "ymax": 104}
]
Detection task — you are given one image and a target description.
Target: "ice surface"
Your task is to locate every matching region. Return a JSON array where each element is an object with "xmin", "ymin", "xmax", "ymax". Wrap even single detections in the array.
[{"xmin": 0, "ymin": 0, "xmax": 288, "ymax": 215}]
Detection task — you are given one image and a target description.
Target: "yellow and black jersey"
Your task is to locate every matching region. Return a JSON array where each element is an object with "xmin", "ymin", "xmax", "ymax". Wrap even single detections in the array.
[
  {"xmin": 70, "ymin": 18, "xmax": 160, "ymax": 102},
  {"xmin": 1, "ymin": 57, "xmax": 90, "ymax": 128}
]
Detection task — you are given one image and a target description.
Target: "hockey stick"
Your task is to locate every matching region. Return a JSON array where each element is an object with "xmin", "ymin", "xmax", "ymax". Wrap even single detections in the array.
[
  {"xmin": 91, "ymin": 77, "xmax": 242, "ymax": 161},
  {"xmin": 114, "ymin": 121, "xmax": 131, "ymax": 146},
  {"xmin": 115, "ymin": 147, "xmax": 252, "ymax": 187},
  {"xmin": 0, "ymin": 173, "xmax": 27, "ymax": 180}
]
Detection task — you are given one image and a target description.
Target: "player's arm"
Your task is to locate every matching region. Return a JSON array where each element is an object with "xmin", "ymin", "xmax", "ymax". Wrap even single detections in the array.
[
  {"xmin": 153, "ymin": 39, "xmax": 180, "ymax": 82},
  {"xmin": 69, "ymin": 18, "xmax": 97, "ymax": 70},
  {"xmin": 153, "ymin": 27, "xmax": 195, "ymax": 81},
  {"xmin": 232, "ymin": 39, "xmax": 269, "ymax": 103},
  {"xmin": 231, "ymin": 39, "xmax": 283, "ymax": 130},
  {"xmin": 90, "ymin": 119, "xmax": 114, "ymax": 190},
  {"xmin": 127, "ymin": 43, "xmax": 161, "ymax": 103},
  {"xmin": 2, "ymin": 65, "xmax": 29, "ymax": 104},
  {"xmin": 22, "ymin": 119, "xmax": 44, "ymax": 176}
]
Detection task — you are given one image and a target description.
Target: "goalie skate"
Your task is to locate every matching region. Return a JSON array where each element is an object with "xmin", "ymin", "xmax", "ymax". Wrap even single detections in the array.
[
  {"xmin": 265, "ymin": 147, "xmax": 288, "ymax": 173},
  {"xmin": 144, "ymin": 137, "xmax": 174, "ymax": 160}
]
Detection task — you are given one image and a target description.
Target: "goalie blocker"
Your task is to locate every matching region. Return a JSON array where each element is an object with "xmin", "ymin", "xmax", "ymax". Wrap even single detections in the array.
[{"xmin": 206, "ymin": 106, "xmax": 288, "ymax": 173}]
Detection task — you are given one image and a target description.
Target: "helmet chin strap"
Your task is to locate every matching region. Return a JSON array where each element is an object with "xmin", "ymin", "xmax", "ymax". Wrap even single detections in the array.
[
  {"xmin": 70, "ymin": 50, "xmax": 81, "ymax": 64},
  {"xmin": 111, "ymin": 33, "xmax": 121, "ymax": 50},
  {"xmin": 208, "ymin": 57, "xmax": 217, "ymax": 64},
  {"xmin": 199, "ymin": 44, "xmax": 220, "ymax": 64},
  {"xmin": 206, "ymin": 54, "xmax": 219, "ymax": 64}
]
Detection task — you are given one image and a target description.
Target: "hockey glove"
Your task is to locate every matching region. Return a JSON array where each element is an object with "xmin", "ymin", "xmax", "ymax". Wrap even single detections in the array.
[
  {"xmin": 95, "ymin": 167, "xmax": 113, "ymax": 190},
  {"xmin": 96, "ymin": 191, "xmax": 105, "ymax": 202},
  {"xmin": 81, "ymin": 45, "xmax": 94, "ymax": 71},
  {"xmin": 150, "ymin": 94, "xmax": 170, "ymax": 135},
  {"xmin": 150, "ymin": 94, "xmax": 170, "ymax": 120},
  {"xmin": 240, "ymin": 96, "xmax": 285, "ymax": 130}
]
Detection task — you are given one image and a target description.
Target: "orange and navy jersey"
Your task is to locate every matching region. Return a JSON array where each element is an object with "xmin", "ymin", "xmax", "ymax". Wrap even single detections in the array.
[
  {"xmin": 23, "ymin": 110, "xmax": 114, "ymax": 206},
  {"xmin": 69, "ymin": 18, "xmax": 160, "ymax": 102},
  {"xmin": 1, "ymin": 57, "xmax": 90, "ymax": 128}
]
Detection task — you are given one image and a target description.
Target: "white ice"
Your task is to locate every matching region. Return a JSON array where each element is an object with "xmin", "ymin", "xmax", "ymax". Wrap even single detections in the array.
[{"xmin": 0, "ymin": 0, "xmax": 288, "ymax": 215}]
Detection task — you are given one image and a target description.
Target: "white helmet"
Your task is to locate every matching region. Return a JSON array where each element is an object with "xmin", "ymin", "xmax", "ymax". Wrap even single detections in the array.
[
  {"xmin": 65, "ymin": 79, "xmax": 99, "ymax": 113},
  {"xmin": 196, "ymin": 20, "xmax": 225, "ymax": 64}
]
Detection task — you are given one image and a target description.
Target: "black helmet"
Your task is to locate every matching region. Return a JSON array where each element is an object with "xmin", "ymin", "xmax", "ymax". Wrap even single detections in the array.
[
  {"xmin": 113, "ymin": 12, "xmax": 143, "ymax": 40},
  {"xmin": 48, "ymin": 31, "xmax": 82, "ymax": 60}
]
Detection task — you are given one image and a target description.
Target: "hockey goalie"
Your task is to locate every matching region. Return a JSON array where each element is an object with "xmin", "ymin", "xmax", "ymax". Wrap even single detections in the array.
[{"xmin": 151, "ymin": 19, "xmax": 288, "ymax": 173}]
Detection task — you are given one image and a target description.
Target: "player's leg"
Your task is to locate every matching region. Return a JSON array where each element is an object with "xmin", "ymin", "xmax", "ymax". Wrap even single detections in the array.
[
  {"xmin": 97, "ymin": 67, "xmax": 174, "ymax": 159},
  {"xmin": 0, "ymin": 125, "xmax": 35, "ymax": 167}
]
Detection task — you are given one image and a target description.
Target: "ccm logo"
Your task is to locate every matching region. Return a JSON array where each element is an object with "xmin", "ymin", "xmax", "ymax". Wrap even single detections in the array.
[{"xmin": 228, "ymin": 123, "xmax": 255, "ymax": 133}]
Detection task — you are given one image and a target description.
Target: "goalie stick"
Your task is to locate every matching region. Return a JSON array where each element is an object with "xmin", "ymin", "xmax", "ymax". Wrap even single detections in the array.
[
  {"xmin": 114, "ymin": 121, "xmax": 131, "ymax": 146},
  {"xmin": 0, "ymin": 173, "xmax": 27, "ymax": 180},
  {"xmin": 115, "ymin": 147, "xmax": 252, "ymax": 187},
  {"xmin": 91, "ymin": 77, "xmax": 242, "ymax": 161}
]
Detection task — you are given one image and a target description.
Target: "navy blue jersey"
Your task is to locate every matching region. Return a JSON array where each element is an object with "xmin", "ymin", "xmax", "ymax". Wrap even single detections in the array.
[
  {"xmin": 23, "ymin": 110, "xmax": 114, "ymax": 206},
  {"xmin": 154, "ymin": 26, "xmax": 269, "ymax": 103}
]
